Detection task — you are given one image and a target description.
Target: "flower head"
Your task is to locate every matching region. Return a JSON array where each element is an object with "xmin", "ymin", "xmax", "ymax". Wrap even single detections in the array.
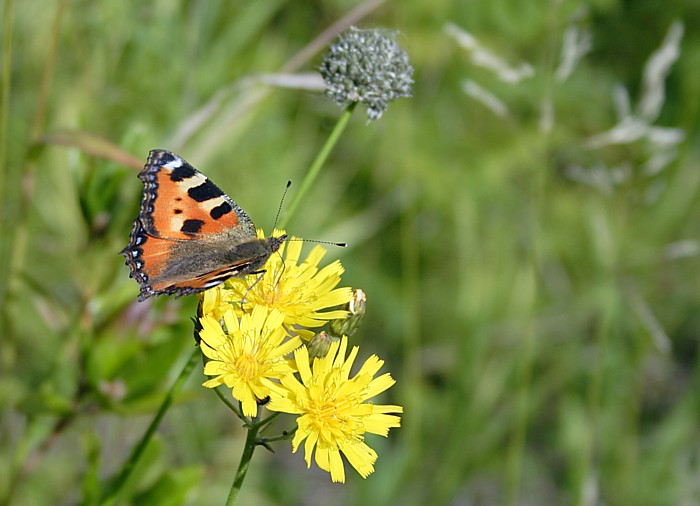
[
  {"xmin": 200, "ymin": 305, "xmax": 302, "ymax": 417},
  {"xmin": 223, "ymin": 230, "xmax": 352, "ymax": 339},
  {"xmin": 321, "ymin": 27, "xmax": 414, "ymax": 119},
  {"xmin": 199, "ymin": 281, "xmax": 232, "ymax": 321},
  {"xmin": 265, "ymin": 337, "xmax": 403, "ymax": 483},
  {"xmin": 307, "ymin": 330, "xmax": 337, "ymax": 359}
]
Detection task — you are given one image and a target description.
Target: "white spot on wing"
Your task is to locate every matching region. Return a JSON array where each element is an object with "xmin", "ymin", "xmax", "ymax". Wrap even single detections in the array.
[
  {"xmin": 169, "ymin": 216, "xmax": 186, "ymax": 231},
  {"xmin": 182, "ymin": 173, "xmax": 208, "ymax": 189}
]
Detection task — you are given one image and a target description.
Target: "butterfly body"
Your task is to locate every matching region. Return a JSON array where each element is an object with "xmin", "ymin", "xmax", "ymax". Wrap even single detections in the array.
[{"xmin": 121, "ymin": 149, "xmax": 286, "ymax": 301}]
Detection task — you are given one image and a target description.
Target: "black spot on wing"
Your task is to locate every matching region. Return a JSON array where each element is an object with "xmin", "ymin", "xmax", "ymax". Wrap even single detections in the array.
[
  {"xmin": 157, "ymin": 151, "xmax": 178, "ymax": 164},
  {"xmin": 174, "ymin": 209, "xmax": 183, "ymax": 214},
  {"xmin": 188, "ymin": 180, "xmax": 224, "ymax": 202},
  {"xmin": 210, "ymin": 201, "xmax": 233, "ymax": 220},
  {"xmin": 170, "ymin": 163, "xmax": 197, "ymax": 182},
  {"xmin": 181, "ymin": 219, "xmax": 205, "ymax": 234}
]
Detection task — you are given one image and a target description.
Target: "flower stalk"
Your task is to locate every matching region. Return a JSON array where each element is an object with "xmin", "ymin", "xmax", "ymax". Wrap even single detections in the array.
[
  {"xmin": 278, "ymin": 101, "xmax": 357, "ymax": 229},
  {"xmin": 225, "ymin": 419, "xmax": 260, "ymax": 506}
]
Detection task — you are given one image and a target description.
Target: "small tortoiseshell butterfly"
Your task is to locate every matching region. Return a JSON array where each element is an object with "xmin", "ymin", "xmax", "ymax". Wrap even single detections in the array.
[{"xmin": 120, "ymin": 149, "xmax": 287, "ymax": 301}]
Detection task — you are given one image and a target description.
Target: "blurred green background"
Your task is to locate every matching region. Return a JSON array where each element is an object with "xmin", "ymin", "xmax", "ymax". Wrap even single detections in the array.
[{"xmin": 2, "ymin": 0, "xmax": 700, "ymax": 504}]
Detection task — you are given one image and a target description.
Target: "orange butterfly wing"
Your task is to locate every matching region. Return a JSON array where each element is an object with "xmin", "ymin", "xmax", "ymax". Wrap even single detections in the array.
[
  {"xmin": 120, "ymin": 150, "xmax": 284, "ymax": 301},
  {"xmin": 137, "ymin": 150, "xmax": 255, "ymax": 239}
]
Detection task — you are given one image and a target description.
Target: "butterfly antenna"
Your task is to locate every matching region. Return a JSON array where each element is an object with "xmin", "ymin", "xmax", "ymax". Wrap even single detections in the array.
[
  {"xmin": 269, "ymin": 180, "xmax": 345, "ymax": 285},
  {"xmin": 270, "ymin": 180, "xmax": 345, "ymax": 247},
  {"xmin": 288, "ymin": 237, "xmax": 347, "ymax": 248},
  {"xmin": 269, "ymin": 181, "xmax": 292, "ymax": 287},
  {"xmin": 272, "ymin": 180, "xmax": 292, "ymax": 231}
]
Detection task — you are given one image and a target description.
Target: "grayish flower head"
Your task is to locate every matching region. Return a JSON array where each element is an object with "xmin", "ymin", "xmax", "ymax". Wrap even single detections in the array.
[{"xmin": 320, "ymin": 27, "xmax": 414, "ymax": 120}]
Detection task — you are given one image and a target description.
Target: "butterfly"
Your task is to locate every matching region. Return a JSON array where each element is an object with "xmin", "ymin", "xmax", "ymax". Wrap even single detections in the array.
[{"xmin": 120, "ymin": 149, "xmax": 287, "ymax": 301}]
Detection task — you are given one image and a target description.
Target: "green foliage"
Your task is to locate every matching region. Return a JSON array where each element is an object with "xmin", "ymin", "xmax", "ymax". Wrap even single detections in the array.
[{"xmin": 2, "ymin": 0, "xmax": 700, "ymax": 505}]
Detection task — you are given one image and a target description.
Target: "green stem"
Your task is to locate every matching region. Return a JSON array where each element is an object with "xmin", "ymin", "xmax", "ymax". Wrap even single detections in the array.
[
  {"xmin": 278, "ymin": 102, "xmax": 357, "ymax": 229},
  {"xmin": 253, "ymin": 411, "xmax": 280, "ymax": 429},
  {"xmin": 225, "ymin": 419, "xmax": 260, "ymax": 506},
  {"xmin": 213, "ymin": 386, "xmax": 243, "ymax": 418},
  {"xmin": 100, "ymin": 346, "xmax": 200, "ymax": 506},
  {"xmin": 258, "ymin": 426, "xmax": 296, "ymax": 444}
]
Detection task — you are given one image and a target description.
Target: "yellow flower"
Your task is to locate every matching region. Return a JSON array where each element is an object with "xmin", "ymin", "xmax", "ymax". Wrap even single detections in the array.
[
  {"xmin": 223, "ymin": 230, "xmax": 352, "ymax": 339},
  {"xmin": 200, "ymin": 305, "xmax": 302, "ymax": 417},
  {"xmin": 265, "ymin": 337, "xmax": 403, "ymax": 483},
  {"xmin": 199, "ymin": 283, "xmax": 231, "ymax": 321}
]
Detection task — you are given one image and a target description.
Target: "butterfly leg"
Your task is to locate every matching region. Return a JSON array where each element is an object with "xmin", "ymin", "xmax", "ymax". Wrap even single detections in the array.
[{"xmin": 239, "ymin": 270, "xmax": 268, "ymax": 308}]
